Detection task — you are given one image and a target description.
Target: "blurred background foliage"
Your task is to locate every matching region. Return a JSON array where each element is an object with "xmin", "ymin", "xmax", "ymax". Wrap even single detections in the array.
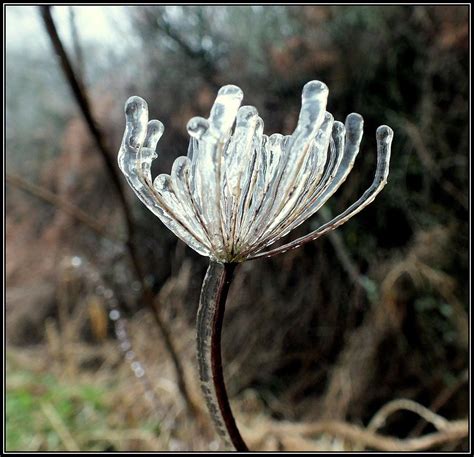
[{"xmin": 5, "ymin": 5, "xmax": 469, "ymax": 451}]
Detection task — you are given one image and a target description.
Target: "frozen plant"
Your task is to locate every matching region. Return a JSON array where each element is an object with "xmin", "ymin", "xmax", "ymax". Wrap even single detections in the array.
[{"xmin": 118, "ymin": 80, "xmax": 393, "ymax": 451}]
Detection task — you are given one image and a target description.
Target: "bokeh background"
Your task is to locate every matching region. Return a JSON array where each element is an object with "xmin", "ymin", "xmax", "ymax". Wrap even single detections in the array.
[{"xmin": 5, "ymin": 5, "xmax": 469, "ymax": 452}]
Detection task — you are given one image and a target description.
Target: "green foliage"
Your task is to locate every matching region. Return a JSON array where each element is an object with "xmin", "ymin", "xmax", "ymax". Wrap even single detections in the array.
[{"xmin": 6, "ymin": 368, "xmax": 108, "ymax": 451}]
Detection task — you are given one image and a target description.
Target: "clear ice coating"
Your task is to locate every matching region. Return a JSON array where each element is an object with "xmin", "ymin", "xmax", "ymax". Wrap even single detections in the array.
[{"xmin": 118, "ymin": 81, "xmax": 393, "ymax": 262}]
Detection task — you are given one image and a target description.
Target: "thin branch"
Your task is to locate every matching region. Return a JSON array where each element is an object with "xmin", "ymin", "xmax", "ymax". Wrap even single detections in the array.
[
  {"xmin": 196, "ymin": 261, "xmax": 248, "ymax": 451},
  {"xmin": 39, "ymin": 7, "xmax": 128, "ymax": 226},
  {"xmin": 317, "ymin": 206, "xmax": 377, "ymax": 302},
  {"xmin": 403, "ymin": 119, "xmax": 468, "ymax": 210},
  {"xmin": 410, "ymin": 370, "xmax": 469, "ymax": 437},
  {"xmin": 154, "ymin": 12, "xmax": 220, "ymax": 89},
  {"xmin": 368, "ymin": 398, "xmax": 450, "ymax": 433},
  {"xmin": 39, "ymin": 5, "xmax": 195, "ymax": 417},
  {"xmin": 39, "ymin": 6, "xmax": 143, "ymax": 278},
  {"xmin": 152, "ymin": 294, "xmax": 201, "ymax": 418},
  {"xmin": 257, "ymin": 418, "xmax": 468, "ymax": 451},
  {"xmin": 6, "ymin": 173, "xmax": 124, "ymax": 245},
  {"xmin": 68, "ymin": 7, "xmax": 85, "ymax": 85}
]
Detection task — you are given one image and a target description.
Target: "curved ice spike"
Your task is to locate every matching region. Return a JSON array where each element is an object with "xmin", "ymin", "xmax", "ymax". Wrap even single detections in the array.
[
  {"xmin": 241, "ymin": 112, "xmax": 335, "ymax": 256},
  {"xmin": 257, "ymin": 112, "xmax": 335, "ymax": 246},
  {"xmin": 170, "ymin": 156, "xmax": 212, "ymax": 247},
  {"xmin": 296, "ymin": 80, "xmax": 329, "ymax": 136},
  {"xmin": 220, "ymin": 106, "xmax": 259, "ymax": 249},
  {"xmin": 153, "ymin": 173, "xmax": 211, "ymax": 250},
  {"xmin": 125, "ymin": 96, "xmax": 149, "ymax": 149},
  {"xmin": 249, "ymin": 125, "xmax": 393, "ymax": 260},
  {"xmin": 118, "ymin": 96, "xmax": 149, "ymax": 176},
  {"xmin": 207, "ymin": 85, "xmax": 244, "ymax": 141},
  {"xmin": 261, "ymin": 118, "xmax": 346, "ymax": 244},
  {"xmin": 250, "ymin": 82, "xmax": 329, "ymax": 244},
  {"xmin": 232, "ymin": 133, "xmax": 271, "ymax": 250},
  {"xmin": 187, "ymin": 116, "xmax": 210, "ymax": 140},
  {"xmin": 232, "ymin": 116, "xmax": 264, "ymax": 253},
  {"xmin": 139, "ymin": 120, "xmax": 164, "ymax": 182},
  {"xmin": 238, "ymin": 133, "xmax": 286, "ymax": 250},
  {"xmin": 117, "ymin": 97, "xmax": 211, "ymax": 258},
  {"xmin": 144, "ymin": 120, "xmax": 165, "ymax": 149},
  {"xmin": 189, "ymin": 85, "xmax": 244, "ymax": 257},
  {"xmin": 277, "ymin": 113, "xmax": 364, "ymax": 235}
]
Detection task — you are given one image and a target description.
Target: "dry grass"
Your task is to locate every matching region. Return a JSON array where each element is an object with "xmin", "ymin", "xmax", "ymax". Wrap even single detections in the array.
[
  {"xmin": 6, "ymin": 305, "xmax": 223, "ymax": 452},
  {"xmin": 6, "ymin": 308, "xmax": 468, "ymax": 452}
]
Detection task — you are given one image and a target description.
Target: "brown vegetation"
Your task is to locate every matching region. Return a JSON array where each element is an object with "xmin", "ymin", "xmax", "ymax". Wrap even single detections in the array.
[{"xmin": 6, "ymin": 5, "xmax": 469, "ymax": 451}]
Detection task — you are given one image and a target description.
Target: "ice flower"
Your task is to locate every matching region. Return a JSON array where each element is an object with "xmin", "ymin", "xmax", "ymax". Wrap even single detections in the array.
[{"xmin": 118, "ymin": 81, "xmax": 393, "ymax": 263}]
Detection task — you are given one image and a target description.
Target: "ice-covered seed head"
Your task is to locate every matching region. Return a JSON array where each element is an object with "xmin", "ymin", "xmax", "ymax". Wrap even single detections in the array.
[{"xmin": 117, "ymin": 80, "xmax": 393, "ymax": 262}]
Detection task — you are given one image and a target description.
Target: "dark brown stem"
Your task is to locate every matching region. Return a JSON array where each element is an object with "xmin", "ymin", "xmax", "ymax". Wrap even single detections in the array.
[
  {"xmin": 68, "ymin": 7, "xmax": 85, "ymax": 85},
  {"xmin": 39, "ymin": 5, "xmax": 195, "ymax": 416},
  {"xmin": 39, "ymin": 6, "xmax": 129, "ymax": 228},
  {"xmin": 39, "ymin": 6, "xmax": 145, "ymax": 285},
  {"xmin": 197, "ymin": 262, "xmax": 249, "ymax": 451}
]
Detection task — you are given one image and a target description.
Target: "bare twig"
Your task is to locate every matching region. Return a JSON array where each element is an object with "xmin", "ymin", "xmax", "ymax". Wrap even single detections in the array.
[
  {"xmin": 68, "ymin": 7, "xmax": 85, "ymax": 86},
  {"xmin": 6, "ymin": 173, "xmax": 124, "ymax": 245},
  {"xmin": 39, "ymin": 5, "xmax": 195, "ymax": 416},
  {"xmin": 410, "ymin": 370, "xmax": 469, "ymax": 437},
  {"xmin": 153, "ymin": 11, "xmax": 219, "ymax": 88},
  {"xmin": 249, "ymin": 417, "xmax": 468, "ymax": 451},
  {"xmin": 403, "ymin": 119, "xmax": 468, "ymax": 210},
  {"xmin": 317, "ymin": 206, "xmax": 377, "ymax": 302},
  {"xmin": 39, "ymin": 6, "xmax": 140, "ymax": 277},
  {"xmin": 368, "ymin": 398, "xmax": 450, "ymax": 433}
]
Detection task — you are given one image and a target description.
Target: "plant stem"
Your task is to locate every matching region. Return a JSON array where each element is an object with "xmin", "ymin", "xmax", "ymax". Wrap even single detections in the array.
[
  {"xmin": 196, "ymin": 261, "xmax": 249, "ymax": 451},
  {"xmin": 39, "ymin": 5, "xmax": 196, "ymax": 418}
]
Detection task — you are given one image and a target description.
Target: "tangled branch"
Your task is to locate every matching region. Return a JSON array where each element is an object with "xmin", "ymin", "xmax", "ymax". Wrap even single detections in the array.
[{"xmin": 246, "ymin": 417, "xmax": 467, "ymax": 451}]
